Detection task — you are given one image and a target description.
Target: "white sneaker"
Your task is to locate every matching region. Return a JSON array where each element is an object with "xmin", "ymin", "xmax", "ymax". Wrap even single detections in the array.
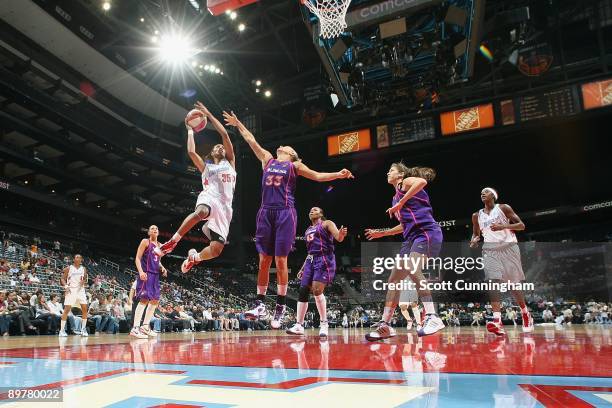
[
  {"xmin": 140, "ymin": 326, "xmax": 157, "ymax": 337},
  {"xmin": 286, "ymin": 323, "xmax": 305, "ymax": 335},
  {"xmin": 319, "ymin": 321, "xmax": 329, "ymax": 338},
  {"xmin": 58, "ymin": 330, "xmax": 68, "ymax": 337},
  {"xmin": 130, "ymin": 327, "xmax": 147, "ymax": 339},
  {"xmin": 271, "ymin": 304, "xmax": 286, "ymax": 329},
  {"xmin": 245, "ymin": 301, "xmax": 267, "ymax": 320},
  {"xmin": 365, "ymin": 321, "xmax": 396, "ymax": 341},
  {"xmin": 417, "ymin": 314, "xmax": 445, "ymax": 337},
  {"xmin": 81, "ymin": 329, "xmax": 88, "ymax": 337}
]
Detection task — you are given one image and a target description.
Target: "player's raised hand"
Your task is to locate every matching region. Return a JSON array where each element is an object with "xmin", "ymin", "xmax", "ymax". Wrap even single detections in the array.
[
  {"xmin": 365, "ymin": 229, "xmax": 385, "ymax": 240},
  {"xmin": 338, "ymin": 169, "xmax": 354, "ymax": 179},
  {"xmin": 338, "ymin": 225, "xmax": 348, "ymax": 241},
  {"xmin": 194, "ymin": 101, "xmax": 210, "ymax": 116},
  {"xmin": 223, "ymin": 111, "xmax": 240, "ymax": 127}
]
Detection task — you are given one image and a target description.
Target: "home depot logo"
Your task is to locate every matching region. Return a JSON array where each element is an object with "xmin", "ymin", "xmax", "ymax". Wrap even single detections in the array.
[
  {"xmin": 601, "ymin": 80, "xmax": 612, "ymax": 105},
  {"xmin": 338, "ymin": 132, "xmax": 360, "ymax": 154},
  {"xmin": 454, "ymin": 107, "xmax": 481, "ymax": 132}
]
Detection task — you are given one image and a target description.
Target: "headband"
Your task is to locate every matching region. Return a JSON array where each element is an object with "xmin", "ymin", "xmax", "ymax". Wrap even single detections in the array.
[{"xmin": 483, "ymin": 187, "xmax": 498, "ymax": 200}]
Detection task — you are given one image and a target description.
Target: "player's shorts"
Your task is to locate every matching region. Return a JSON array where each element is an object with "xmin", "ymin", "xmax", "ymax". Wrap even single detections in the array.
[
  {"xmin": 255, "ymin": 206, "xmax": 297, "ymax": 257},
  {"xmin": 64, "ymin": 288, "xmax": 87, "ymax": 306},
  {"xmin": 400, "ymin": 226, "xmax": 443, "ymax": 258},
  {"xmin": 482, "ymin": 242, "xmax": 525, "ymax": 282},
  {"xmin": 136, "ymin": 272, "xmax": 160, "ymax": 301},
  {"xmin": 196, "ymin": 192, "xmax": 232, "ymax": 243},
  {"xmin": 301, "ymin": 253, "xmax": 336, "ymax": 286}
]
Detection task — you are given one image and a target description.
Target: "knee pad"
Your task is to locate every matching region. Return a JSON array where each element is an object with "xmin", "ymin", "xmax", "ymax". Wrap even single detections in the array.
[{"xmin": 298, "ymin": 286, "xmax": 310, "ymax": 303}]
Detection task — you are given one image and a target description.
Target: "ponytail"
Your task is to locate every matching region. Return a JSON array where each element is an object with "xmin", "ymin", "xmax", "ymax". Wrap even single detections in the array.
[{"xmin": 391, "ymin": 162, "xmax": 436, "ymax": 182}]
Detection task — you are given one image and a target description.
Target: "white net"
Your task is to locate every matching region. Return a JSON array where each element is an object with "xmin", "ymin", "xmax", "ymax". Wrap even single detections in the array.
[{"xmin": 303, "ymin": 0, "xmax": 352, "ymax": 39}]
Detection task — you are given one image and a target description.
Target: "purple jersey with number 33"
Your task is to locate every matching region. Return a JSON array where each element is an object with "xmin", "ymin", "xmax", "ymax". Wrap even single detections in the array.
[{"xmin": 261, "ymin": 159, "xmax": 296, "ymax": 208}]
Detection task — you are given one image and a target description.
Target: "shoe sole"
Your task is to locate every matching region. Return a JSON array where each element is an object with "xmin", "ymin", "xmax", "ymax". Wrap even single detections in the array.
[
  {"xmin": 286, "ymin": 330, "xmax": 304, "ymax": 335},
  {"xmin": 418, "ymin": 326, "xmax": 445, "ymax": 337},
  {"xmin": 365, "ymin": 333, "xmax": 396, "ymax": 342}
]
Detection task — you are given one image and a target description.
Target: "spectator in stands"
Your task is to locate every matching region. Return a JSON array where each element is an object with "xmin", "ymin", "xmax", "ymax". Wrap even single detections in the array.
[
  {"xmin": 8, "ymin": 263, "xmax": 18, "ymax": 276},
  {"xmin": 6, "ymin": 243, "xmax": 16, "ymax": 254},
  {"xmin": 48, "ymin": 294, "xmax": 79, "ymax": 334},
  {"xmin": 178, "ymin": 306, "xmax": 196, "ymax": 331},
  {"xmin": 29, "ymin": 289, "xmax": 42, "ymax": 307},
  {"xmin": 35, "ymin": 295, "xmax": 59, "ymax": 334},
  {"xmin": 54, "ymin": 241, "xmax": 60, "ymax": 252},
  {"xmin": 110, "ymin": 299, "xmax": 126, "ymax": 333},
  {"xmin": 7, "ymin": 291, "xmax": 37, "ymax": 335},
  {"xmin": 29, "ymin": 271, "xmax": 41, "ymax": 284},
  {"xmin": 89, "ymin": 295, "xmax": 110, "ymax": 334},
  {"xmin": 20, "ymin": 258, "xmax": 30, "ymax": 272},
  {"xmin": 169, "ymin": 304, "xmax": 190, "ymax": 332},
  {"xmin": 0, "ymin": 292, "xmax": 9, "ymax": 336},
  {"xmin": 542, "ymin": 308, "xmax": 554, "ymax": 323},
  {"xmin": 0, "ymin": 260, "xmax": 8, "ymax": 274}
]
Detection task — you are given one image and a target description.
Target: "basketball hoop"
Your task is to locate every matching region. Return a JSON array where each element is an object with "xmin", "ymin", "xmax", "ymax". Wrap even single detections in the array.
[{"xmin": 301, "ymin": 0, "xmax": 351, "ymax": 39}]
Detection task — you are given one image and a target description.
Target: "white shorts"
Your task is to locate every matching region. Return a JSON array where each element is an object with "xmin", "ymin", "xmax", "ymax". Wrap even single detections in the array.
[
  {"xmin": 196, "ymin": 192, "xmax": 232, "ymax": 243},
  {"xmin": 64, "ymin": 288, "xmax": 87, "ymax": 306},
  {"xmin": 483, "ymin": 243, "xmax": 525, "ymax": 283}
]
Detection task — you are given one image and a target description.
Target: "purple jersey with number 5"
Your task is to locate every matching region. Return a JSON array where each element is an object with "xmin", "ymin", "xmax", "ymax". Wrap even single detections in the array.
[
  {"xmin": 261, "ymin": 159, "xmax": 296, "ymax": 208},
  {"xmin": 305, "ymin": 221, "xmax": 334, "ymax": 255}
]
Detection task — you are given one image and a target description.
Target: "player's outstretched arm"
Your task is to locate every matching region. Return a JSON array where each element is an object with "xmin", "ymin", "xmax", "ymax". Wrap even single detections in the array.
[
  {"xmin": 223, "ymin": 111, "xmax": 272, "ymax": 167},
  {"xmin": 324, "ymin": 220, "xmax": 348, "ymax": 242},
  {"xmin": 294, "ymin": 162, "xmax": 354, "ymax": 182},
  {"xmin": 186, "ymin": 125, "xmax": 205, "ymax": 173},
  {"xmin": 364, "ymin": 224, "xmax": 403, "ymax": 240},
  {"xmin": 195, "ymin": 102, "xmax": 235, "ymax": 167}
]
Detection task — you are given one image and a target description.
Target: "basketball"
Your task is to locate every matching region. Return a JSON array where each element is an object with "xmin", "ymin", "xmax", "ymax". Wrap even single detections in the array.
[{"xmin": 186, "ymin": 109, "xmax": 207, "ymax": 132}]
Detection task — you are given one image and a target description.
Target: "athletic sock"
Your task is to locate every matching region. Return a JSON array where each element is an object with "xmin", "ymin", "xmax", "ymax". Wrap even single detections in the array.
[
  {"xmin": 81, "ymin": 317, "xmax": 87, "ymax": 331},
  {"xmin": 277, "ymin": 284, "xmax": 288, "ymax": 296},
  {"xmin": 296, "ymin": 301, "xmax": 308, "ymax": 325},
  {"xmin": 421, "ymin": 295, "xmax": 436, "ymax": 315},
  {"xmin": 314, "ymin": 294, "xmax": 327, "ymax": 323},
  {"xmin": 412, "ymin": 306, "xmax": 422, "ymax": 325},
  {"xmin": 382, "ymin": 306, "xmax": 394, "ymax": 323},
  {"xmin": 400, "ymin": 307, "xmax": 411, "ymax": 322},
  {"xmin": 257, "ymin": 285, "xmax": 267, "ymax": 296},
  {"xmin": 60, "ymin": 320, "xmax": 66, "ymax": 332},
  {"xmin": 143, "ymin": 304, "xmax": 157, "ymax": 327},
  {"xmin": 133, "ymin": 302, "xmax": 146, "ymax": 328}
]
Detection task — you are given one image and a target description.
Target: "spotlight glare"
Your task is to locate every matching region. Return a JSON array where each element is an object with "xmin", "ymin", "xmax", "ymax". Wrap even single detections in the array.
[
  {"xmin": 215, "ymin": 68, "xmax": 220, "ymax": 74},
  {"xmin": 158, "ymin": 34, "xmax": 194, "ymax": 64},
  {"xmin": 154, "ymin": 30, "xmax": 159, "ymax": 35},
  {"xmin": 255, "ymin": 88, "xmax": 260, "ymax": 93},
  {"xmin": 199, "ymin": 64, "xmax": 203, "ymax": 69},
  {"xmin": 102, "ymin": 1, "xmax": 111, "ymax": 11},
  {"xmin": 225, "ymin": 9, "xmax": 231, "ymax": 15},
  {"xmin": 230, "ymin": 12, "xmax": 237, "ymax": 20},
  {"xmin": 255, "ymin": 79, "xmax": 262, "ymax": 86},
  {"xmin": 264, "ymin": 90, "xmax": 272, "ymax": 97},
  {"xmin": 238, "ymin": 23, "xmax": 246, "ymax": 32},
  {"xmin": 191, "ymin": 61, "xmax": 197, "ymax": 67},
  {"xmin": 210, "ymin": 64, "xmax": 216, "ymax": 71},
  {"xmin": 151, "ymin": 35, "xmax": 158, "ymax": 44},
  {"xmin": 204, "ymin": 65, "xmax": 210, "ymax": 70},
  {"xmin": 140, "ymin": 17, "xmax": 145, "ymax": 22}
]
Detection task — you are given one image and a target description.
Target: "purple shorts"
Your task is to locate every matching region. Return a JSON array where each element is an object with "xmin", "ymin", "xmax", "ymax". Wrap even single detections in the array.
[
  {"xmin": 255, "ymin": 207, "xmax": 297, "ymax": 257},
  {"xmin": 301, "ymin": 253, "xmax": 336, "ymax": 286},
  {"xmin": 136, "ymin": 272, "xmax": 160, "ymax": 301},
  {"xmin": 400, "ymin": 226, "xmax": 443, "ymax": 258}
]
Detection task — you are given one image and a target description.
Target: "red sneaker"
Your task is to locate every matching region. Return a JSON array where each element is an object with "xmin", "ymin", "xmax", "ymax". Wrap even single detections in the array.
[
  {"xmin": 522, "ymin": 312, "xmax": 534, "ymax": 332},
  {"xmin": 154, "ymin": 239, "xmax": 178, "ymax": 257},
  {"xmin": 486, "ymin": 319, "xmax": 505, "ymax": 336},
  {"xmin": 181, "ymin": 249, "xmax": 200, "ymax": 273}
]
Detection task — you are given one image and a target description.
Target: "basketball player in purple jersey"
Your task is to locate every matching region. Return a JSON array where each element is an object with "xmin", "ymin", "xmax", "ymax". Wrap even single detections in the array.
[
  {"xmin": 155, "ymin": 102, "xmax": 235, "ymax": 268},
  {"xmin": 223, "ymin": 111, "xmax": 353, "ymax": 328},
  {"xmin": 365, "ymin": 163, "xmax": 444, "ymax": 340},
  {"xmin": 130, "ymin": 225, "xmax": 167, "ymax": 339},
  {"xmin": 286, "ymin": 207, "xmax": 347, "ymax": 337},
  {"xmin": 470, "ymin": 187, "xmax": 533, "ymax": 336}
]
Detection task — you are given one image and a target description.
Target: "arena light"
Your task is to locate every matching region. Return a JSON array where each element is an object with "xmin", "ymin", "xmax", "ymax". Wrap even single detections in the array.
[
  {"xmin": 204, "ymin": 64, "xmax": 210, "ymax": 70},
  {"xmin": 225, "ymin": 9, "xmax": 232, "ymax": 15},
  {"xmin": 230, "ymin": 12, "xmax": 237, "ymax": 20},
  {"xmin": 255, "ymin": 80, "xmax": 262, "ymax": 86},
  {"xmin": 140, "ymin": 17, "xmax": 145, "ymax": 23},
  {"xmin": 102, "ymin": 1, "xmax": 111, "ymax": 11},
  {"xmin": 151, "ymin": 36, "xmax": 158, "ymax": 44},
  {"xmin": 191, "ymin": 61, "xmax": 197, "ymax": 67},
  {"xmin": 264, "ymin": 90, "xmax": 272, "ymax": 97},
  {"xmin": 238, "ymin": 23, "xmax": 246, "ymax": 32},
  {"xmin": 158, "ymin": 34, "xmax": 195, "ymax": 64}
]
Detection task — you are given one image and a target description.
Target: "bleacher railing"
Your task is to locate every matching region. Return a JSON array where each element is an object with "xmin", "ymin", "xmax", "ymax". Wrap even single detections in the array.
[{"xmin": 100, "ymin": 258, "xmax": 119, "ymax": 271}]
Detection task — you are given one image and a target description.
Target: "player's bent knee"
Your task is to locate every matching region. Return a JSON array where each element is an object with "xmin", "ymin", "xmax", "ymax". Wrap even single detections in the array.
[{"xmin": 194, "ymin": 205, "xmax": 210, "ymax": 220}]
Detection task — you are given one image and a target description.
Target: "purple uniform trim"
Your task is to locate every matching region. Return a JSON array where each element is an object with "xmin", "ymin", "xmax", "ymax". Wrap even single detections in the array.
[{"xmin": 137, "ymin": 240, "xmax": 161, "ymax": 300}]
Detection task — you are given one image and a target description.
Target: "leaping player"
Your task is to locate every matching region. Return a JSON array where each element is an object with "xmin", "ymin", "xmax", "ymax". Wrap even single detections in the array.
[
  {"xmin": 364, "ymin": 163, "xmax": 444, "ymax": 340},
  {"xmin": 470, "ymin": 187, "xmax": 534, "ymax": 335},
  {"xmin": 154, "ymin": 102, "xmax": 236, "ymax": 274},
  {"xmin": 286, "ymin": 207, "xmax": 347, "ymax": 337},
  {"xmin": 59, "ymin": 254, "xmax": 89, "ymax": 337},
  {"xmin": 223, "ymin": 111, "xmax": 353, "ymax": 329}
]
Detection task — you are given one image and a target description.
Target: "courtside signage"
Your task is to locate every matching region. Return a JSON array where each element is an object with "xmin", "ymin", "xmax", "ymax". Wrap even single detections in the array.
[{"xmin": 327, "ymin": 129, "xmax": 371, "ymax": 156}]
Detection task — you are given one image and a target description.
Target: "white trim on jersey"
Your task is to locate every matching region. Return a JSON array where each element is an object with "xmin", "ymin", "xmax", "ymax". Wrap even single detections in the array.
[{"xmin": 478, "ymin": 204, "xmax": 517, "ymax": 243}]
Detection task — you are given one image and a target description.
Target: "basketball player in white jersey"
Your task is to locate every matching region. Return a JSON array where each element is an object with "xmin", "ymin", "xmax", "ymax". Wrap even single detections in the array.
[
  {"xmin": 470, "ymin": 187, "xmax": 534, "ymax": 336},
  {"xmin": 166, "ymin": 101, "xmax": 236, "ymax": 273},
  {"xmin": 59, "ymin": 254, "xmax": 88, "ymax": 337}
]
